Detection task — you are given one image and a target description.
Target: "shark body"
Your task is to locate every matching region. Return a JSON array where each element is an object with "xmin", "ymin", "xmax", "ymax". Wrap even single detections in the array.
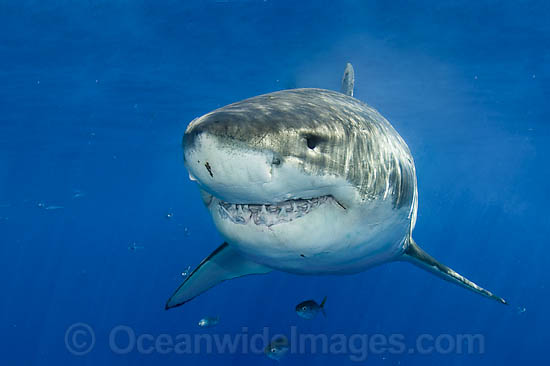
[{"xmin": 165, "ymin": 65, "xmax": 506, "ymax": 309}]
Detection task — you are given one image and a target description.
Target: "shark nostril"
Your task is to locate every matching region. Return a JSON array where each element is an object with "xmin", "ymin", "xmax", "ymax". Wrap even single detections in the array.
[{"xmin": 272, "ymin": 156, "xmax": 281, "ymax": 165}]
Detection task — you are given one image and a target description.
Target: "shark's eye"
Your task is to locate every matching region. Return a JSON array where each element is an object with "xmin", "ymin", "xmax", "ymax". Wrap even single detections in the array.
[
  {"xmin": 304, "ymin": 134, "xmax": 324, "ymax": 150},
  {"xmin": 302, "ymin": 306, "xmax": 308, "ymax": 311}
]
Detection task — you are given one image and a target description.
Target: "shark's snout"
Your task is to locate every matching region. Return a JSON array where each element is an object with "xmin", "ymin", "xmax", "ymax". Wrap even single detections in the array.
[
  {"xmin": 182, "ymin": 117, "xmax": 213, "ymax": 154},
  {"xmin": 183, "ymin": 119, "xmax": 278, "ymax": 204}
]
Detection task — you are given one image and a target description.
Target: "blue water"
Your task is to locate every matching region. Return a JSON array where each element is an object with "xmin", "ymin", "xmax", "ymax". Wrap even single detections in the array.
[{"xmin": 1, "ymin": 1, "xmax": 549, "ymax": 364}]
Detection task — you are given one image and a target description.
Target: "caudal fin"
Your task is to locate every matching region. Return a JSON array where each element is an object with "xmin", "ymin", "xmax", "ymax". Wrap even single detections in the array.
[
  {"xmin": 320, "ymin": 296, "xmax": 327, "ymax": 317},
  {"xmin": 402, "ymin": 238, "xmax": 507, "ymax": 305}
]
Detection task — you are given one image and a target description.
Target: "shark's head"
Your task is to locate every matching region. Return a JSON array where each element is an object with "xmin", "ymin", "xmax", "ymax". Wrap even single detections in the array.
[{"xmin": 183, "ymin": 89, "xmax": 416, "ymax": 274}]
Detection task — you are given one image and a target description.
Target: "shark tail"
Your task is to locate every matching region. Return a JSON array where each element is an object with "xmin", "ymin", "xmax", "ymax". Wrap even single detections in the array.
[{"xmin": 403, "ymin": 238, "xmax": 507, "ymax": 305}]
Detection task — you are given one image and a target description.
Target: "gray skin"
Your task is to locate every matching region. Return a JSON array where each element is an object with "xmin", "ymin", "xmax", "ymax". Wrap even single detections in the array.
[
  {"xmin": 165, "ymin": 67, "xmax": 507, "ymax": 309},
  {"xmin": 341, "ymin": 62, "xmax": 355, "ymax": 96}
]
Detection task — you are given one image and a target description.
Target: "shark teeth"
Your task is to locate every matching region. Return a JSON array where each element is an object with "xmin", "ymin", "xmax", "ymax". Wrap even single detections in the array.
[{"xmin": 218, "ymin": 196, "xmax": 333, "ymax": 227}]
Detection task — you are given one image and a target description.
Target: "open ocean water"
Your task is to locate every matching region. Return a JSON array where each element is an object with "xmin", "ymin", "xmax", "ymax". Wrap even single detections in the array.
[{"xmin": 1, "ymin": 1, "xmax": 549, "ymax": 365}]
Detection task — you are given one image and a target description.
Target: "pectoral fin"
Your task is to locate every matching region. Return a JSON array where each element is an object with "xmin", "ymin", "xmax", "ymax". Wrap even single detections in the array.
[
  {"xmin": 165, "ymin": 242, "xmax": 272, "ymax": 309},
  {"xmin": 403, "ymin": 238, "xmax": 507, "ymax": 305}
]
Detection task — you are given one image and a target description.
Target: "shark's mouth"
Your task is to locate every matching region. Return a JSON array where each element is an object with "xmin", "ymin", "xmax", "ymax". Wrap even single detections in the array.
[{"xmin": 217, "ymin": 195, "xmax": 343, "ymax": 227}]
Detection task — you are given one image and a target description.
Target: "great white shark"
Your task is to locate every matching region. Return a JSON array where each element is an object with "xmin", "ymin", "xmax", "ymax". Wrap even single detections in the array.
[{"xmin": 165, "ymin": 63, "xmax": 506, "ymax": 309}]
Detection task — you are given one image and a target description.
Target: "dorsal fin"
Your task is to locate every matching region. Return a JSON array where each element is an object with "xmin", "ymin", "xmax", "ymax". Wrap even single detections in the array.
[
  {"xmin": 341, "ymin": 63, "xmax": 355, "ymax": 96},
  {"xmin": 403, "ymin": 238, "xmax": 507, "ymax": 305}
]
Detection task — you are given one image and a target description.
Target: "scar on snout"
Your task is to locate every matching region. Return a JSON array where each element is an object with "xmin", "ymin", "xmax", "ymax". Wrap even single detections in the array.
[{"xmin": 205, "ymin": 162, "xmax": 213, "ymax": 178}]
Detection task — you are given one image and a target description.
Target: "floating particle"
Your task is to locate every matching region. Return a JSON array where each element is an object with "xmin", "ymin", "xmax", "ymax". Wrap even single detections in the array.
[{"xmin": 181, "ymin": 265, "xmax": 191, "ymax": 277}]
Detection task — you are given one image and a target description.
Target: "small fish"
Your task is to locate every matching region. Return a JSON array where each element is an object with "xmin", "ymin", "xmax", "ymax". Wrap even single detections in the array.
[
  {"xmin": 128, "ymin": 242, "xmax": 144, "ymax": 251},
  {"xmin": 198, "ymin": 316, "xmax": 219, "ymax": 328},
  {"xmin": 44, "ymin": 205, "xmax": 64, "ymax": 210},
  {"xmin": 72, "ymin": 190, "xmax": 85, "ymax": 199},
  {"xmin": 295, "ymin": 296, "xmax": 327, "ymax": 319},
  {"xmin": 264, "ymin": 336, "xmax": 289, "ymax": 361}
]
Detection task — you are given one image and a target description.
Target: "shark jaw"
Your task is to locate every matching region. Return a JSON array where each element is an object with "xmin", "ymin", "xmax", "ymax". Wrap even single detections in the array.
[
  {"xmin": 197, "ymin": 186, "xmax": 408, "ymax": 275},
  {"xmin": 216, "ymin": 195, "xmax": 344, "ymax": 227}
]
